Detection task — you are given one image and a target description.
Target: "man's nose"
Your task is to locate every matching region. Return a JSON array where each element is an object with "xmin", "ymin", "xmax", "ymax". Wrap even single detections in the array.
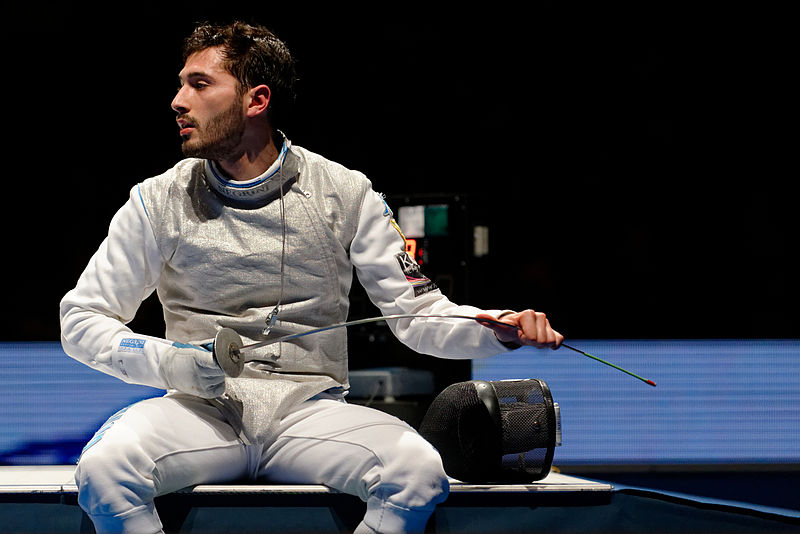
[{"xmin": 171, "ymin": 87, "xmax": 189, "ymax": 114}]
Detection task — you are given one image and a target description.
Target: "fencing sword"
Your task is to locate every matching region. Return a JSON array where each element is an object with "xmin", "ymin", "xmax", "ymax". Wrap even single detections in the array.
[{"xmin": 211, "ymin": 314, "xmax": 657, "ymax": 386}]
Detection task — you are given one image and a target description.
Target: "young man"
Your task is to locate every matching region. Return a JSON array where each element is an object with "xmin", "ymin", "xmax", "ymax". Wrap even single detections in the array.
[{"xmin": 60, "ymin": 21, "xmax": 563, "ymax": 534}]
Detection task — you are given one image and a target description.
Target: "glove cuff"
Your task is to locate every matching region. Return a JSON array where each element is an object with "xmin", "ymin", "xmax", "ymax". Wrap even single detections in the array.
[{"xmin": 109, "ymin": 332, "xmax": 173, "ymax": 388}]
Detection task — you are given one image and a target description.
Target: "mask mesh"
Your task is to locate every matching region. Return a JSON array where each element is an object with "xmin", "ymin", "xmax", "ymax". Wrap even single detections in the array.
[{"xmin": 419, "ymin": 379, "xmax": 556, "ymax": 483}]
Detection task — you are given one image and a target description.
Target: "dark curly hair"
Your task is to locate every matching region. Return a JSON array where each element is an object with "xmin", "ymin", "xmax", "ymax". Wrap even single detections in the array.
[{"xmin": 182, "ymin": 21, "xmax": 298, "ymax": 131}]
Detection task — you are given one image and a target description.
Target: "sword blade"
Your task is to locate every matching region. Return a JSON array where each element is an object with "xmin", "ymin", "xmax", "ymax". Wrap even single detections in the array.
[
  {"xmin": 236, "ymin": 314, "xmax": 518, "ymax": 353},
  {"xmin": 233, "ymin": 313, "xmax": 657, "ymax": 387}
]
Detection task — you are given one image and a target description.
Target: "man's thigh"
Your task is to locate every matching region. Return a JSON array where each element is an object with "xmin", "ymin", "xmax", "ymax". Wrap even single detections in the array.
[
  {"xmin": 258, "ymin": 398, "xmax": 432, "ymax": 499},
  {"xmin": 80, "ymin": 393, "xmax": 250, "ymax": 496}
]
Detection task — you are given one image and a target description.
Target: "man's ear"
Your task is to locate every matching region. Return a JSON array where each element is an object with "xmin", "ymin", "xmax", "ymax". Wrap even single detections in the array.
[{"xmin": 246, "ymin": 84, "xmax": 271, "ymax": 118}]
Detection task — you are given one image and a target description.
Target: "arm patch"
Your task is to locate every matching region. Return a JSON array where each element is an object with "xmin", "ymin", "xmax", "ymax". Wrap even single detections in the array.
[{"xmin": 396, "ymin": 252, "xmax": 439, "ymax": 297}]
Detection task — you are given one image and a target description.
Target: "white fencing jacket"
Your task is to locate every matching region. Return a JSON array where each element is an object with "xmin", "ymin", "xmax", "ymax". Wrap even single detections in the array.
[{"xmin": 60, "ymin": 139, "xmax": 512, "ymax": 443}]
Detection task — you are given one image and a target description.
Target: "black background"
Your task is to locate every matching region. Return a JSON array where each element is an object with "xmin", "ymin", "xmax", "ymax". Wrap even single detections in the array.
[{"xmin": 5, "ymin": 2, "xmax": 796, "ymax": 342}]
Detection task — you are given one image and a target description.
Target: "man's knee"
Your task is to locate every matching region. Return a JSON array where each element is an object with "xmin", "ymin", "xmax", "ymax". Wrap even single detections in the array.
[
  {"xmin": 379, "ymin": 430, "xmax": 449, "ymax": 510},
  {"xmin": 361, "ymin": 432, "xmax": 448, "ymax": 534},
  {"xmin": 76, "ymin": 429, "xmax": 157, "ymax": 516}
]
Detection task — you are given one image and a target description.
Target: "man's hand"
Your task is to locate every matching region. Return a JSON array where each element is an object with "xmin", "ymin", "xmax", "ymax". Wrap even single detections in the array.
[
  {"xmin": 476, "ymin": 310, "xmax": 563, "ymax": 350},
  {"xmin": 158, "ymin": 342, "xmax": 226, "ymax": 398}
]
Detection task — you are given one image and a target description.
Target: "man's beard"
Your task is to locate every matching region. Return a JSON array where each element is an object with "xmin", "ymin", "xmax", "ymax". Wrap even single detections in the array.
[{"xmin": 180, "ymin": 98, "xmax": 246, "ymax": 161}]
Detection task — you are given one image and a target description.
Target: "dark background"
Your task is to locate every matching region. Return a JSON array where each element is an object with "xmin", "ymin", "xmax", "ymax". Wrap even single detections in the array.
[{"xmin": 4, "ymin": 2, "xmax": 795, "ymax": 342}]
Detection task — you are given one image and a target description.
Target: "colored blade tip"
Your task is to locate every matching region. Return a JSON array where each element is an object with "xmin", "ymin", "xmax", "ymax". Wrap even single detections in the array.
[{"xmin": 645, "ymin": 379, "xmax": 657, "ymax": 387}]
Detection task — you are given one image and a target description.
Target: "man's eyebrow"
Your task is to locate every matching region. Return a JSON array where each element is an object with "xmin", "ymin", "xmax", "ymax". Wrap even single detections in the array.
[{"xmin": 178, "ymin": 71, "xmax": 214, "ymax": 84}]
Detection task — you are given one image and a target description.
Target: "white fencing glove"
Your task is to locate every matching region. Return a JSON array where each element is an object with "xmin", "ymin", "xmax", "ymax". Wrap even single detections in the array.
[{"xmin": 158, "ymin": 342, "xmax": 226, "ymax": 398}]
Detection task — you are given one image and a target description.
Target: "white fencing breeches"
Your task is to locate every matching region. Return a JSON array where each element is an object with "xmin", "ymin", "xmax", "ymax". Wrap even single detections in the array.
[{"xmin": 75, "ymin": 392, "xmax": 449, "ymax": 534}]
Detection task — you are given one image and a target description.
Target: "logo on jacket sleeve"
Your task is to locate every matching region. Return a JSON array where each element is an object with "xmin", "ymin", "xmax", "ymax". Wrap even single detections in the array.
[
  {"xmin": 119, "ymin": 338, "xmax": 146, "ymax": 353},
  {"xmin": 396, "ymin": 252, "xmax": 438, "ymax": 297}
]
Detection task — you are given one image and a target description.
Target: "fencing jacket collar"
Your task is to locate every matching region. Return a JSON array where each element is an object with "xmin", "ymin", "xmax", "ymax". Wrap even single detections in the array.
[{"xmin": 203, "ymin": 135, "xmax": 299, "ymax": 208}]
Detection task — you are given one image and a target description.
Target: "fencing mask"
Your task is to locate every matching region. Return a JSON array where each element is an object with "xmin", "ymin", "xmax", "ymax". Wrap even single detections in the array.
[{"xmin": 418, "ymin": 379, "xmax": 561, "ymax": 483}]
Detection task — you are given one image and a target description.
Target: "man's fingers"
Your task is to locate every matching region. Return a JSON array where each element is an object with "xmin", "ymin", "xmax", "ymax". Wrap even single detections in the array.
[
  {"xmin": 476, "ymin": 311, "xmax": 562, "ymax": 349},
  {"xmin": 517, "ymin": 310, "xmax": 562, "ymax": 349},
  {"xmin": 538, "ymin": 313, "xmax": 549, "ymax": 346},
  {"xmin": 552, "ymin": 330, "xmax": 565, "ymax": 349}
]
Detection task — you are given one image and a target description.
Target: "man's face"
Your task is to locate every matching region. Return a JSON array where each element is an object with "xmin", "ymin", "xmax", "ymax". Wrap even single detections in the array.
[{"xmin": 171, "ymin": 47, "xmax": 247, "ymax": 160}]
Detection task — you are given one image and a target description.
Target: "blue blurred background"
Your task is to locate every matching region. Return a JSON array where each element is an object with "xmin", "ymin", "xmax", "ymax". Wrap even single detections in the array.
[{"xmin": 4, "ymin": 339, "xmax": 797, "ymax": 472}]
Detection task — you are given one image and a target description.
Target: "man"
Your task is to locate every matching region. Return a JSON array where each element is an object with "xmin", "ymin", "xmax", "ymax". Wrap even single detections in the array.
[{"xmin": 60, "ymin": 21, "xmax": 563, "ymax": 534}]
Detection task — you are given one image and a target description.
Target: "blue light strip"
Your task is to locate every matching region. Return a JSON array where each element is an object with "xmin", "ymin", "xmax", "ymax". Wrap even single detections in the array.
[
  {"xmin": 1, "ymin": 340, "xmax": 798, "ymax": 466},
  {"xmin": 472, "ymin": 339, "xmax": 800, "ymax": 465}
]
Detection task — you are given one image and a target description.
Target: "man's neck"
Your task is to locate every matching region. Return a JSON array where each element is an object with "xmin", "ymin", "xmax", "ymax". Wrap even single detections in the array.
[{"xmin": 215, "ymin": 132, "xmax": 281, "ymax": 182}]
